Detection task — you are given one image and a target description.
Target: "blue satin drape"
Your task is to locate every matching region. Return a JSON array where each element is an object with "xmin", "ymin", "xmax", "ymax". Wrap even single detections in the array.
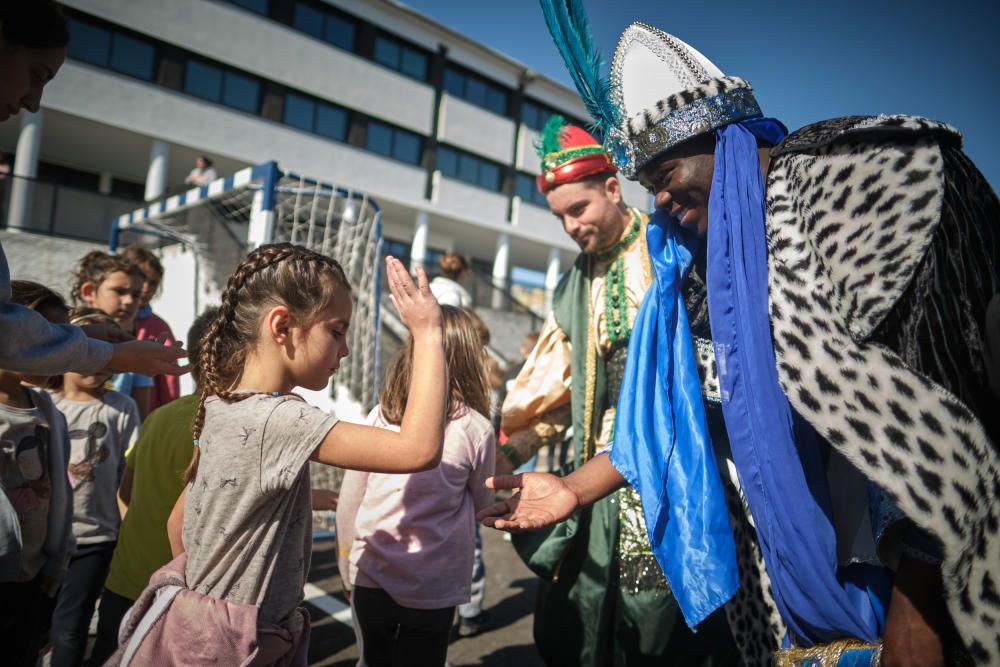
[
  {"xmin": 705, "ymin": 121, "xmax": 885, "ymax": 645},
  {"xmin": 608, "ymin": 210, "xmax": 738, "ymax": 630}
]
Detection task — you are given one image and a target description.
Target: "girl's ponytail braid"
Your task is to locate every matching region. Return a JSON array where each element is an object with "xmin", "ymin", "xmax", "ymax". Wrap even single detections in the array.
[{"xmin": 185, "ymin": 244, "xmax": 298, "ymax": 482}]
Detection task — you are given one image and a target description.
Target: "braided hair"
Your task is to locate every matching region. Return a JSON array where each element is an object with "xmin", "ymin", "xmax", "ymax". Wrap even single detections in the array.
[{"xmin": 184, "ymin": 243, "xmax": 350, "ymax": 482}]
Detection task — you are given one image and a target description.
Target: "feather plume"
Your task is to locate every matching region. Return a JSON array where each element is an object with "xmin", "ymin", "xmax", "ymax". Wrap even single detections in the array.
[
  {"xmin": 538, "ymin": 0, "xmax": 619, "ymax": 142},
  {"xmin": 535, "ymin": 115, "xmax": 567, "ymax": 158}
]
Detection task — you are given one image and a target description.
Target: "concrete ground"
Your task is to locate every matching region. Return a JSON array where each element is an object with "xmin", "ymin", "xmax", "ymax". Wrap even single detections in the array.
[{"xmin": 305, "ymin": 526, "xmax": 546, "ymax": 667}]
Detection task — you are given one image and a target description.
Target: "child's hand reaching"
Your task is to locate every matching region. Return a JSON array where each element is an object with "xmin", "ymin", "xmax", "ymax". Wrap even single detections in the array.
[{"xmin": 385, "ymin": 256, "xmax": 441, "ymax": 340}]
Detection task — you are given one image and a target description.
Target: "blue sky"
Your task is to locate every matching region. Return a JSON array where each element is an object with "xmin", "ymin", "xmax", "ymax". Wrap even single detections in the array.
[{"xmin": 404, "ymin": 0, "xmax": 1000, "ymax": 189}]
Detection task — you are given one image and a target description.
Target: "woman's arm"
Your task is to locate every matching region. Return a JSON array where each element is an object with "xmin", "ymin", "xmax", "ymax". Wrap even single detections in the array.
[{"xmin": 312, "ymin": 258, "xmax": 446, "ymax": 473}]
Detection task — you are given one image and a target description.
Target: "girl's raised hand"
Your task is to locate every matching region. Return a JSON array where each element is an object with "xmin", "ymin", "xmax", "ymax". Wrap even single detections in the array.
[{"xmin": 386, "ymin": 256, "xmax": 441, "ymax": 339}]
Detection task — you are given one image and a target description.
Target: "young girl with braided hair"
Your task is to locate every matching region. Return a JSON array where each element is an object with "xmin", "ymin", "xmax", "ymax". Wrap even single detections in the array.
[{"xmin": 111, "ymin": 243, "xmax": 446, "ymax": 666}]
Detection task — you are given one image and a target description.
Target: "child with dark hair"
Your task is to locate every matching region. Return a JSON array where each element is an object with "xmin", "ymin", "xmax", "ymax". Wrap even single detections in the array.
[
  {"xmin": 120, "ymin": 246, "xmax": 180, "ymax": 412},
  {"xmin": 71, "ymin": 251, "xmax": 153, "ymax": 418},
  {"xmin": 0, "ymin": 281, "xmax": 74, "ymax": 667},
  {"xmin": 49, "ymin": 308, "xmax": 139, "ymax": 667}
]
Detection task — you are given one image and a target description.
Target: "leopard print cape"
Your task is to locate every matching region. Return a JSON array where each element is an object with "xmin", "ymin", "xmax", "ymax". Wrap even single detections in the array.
[{"xmin": 766, "ymin": 115, "xmax": 999, "ymax": 664}]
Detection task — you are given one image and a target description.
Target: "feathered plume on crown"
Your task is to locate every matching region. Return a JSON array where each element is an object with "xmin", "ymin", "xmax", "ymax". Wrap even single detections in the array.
[
  {"xmin": 534, "ymin": 115, "xmax": 568, "ymax": 159},
  {"xmin": 538, "ymin": 0, "xmax": 619, "ymax": 143}
]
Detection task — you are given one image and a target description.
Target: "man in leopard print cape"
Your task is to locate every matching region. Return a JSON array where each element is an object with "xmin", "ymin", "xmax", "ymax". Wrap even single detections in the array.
[{"xmin": 480, "ymin": 16, "xmax": 999, "ymax": 667}]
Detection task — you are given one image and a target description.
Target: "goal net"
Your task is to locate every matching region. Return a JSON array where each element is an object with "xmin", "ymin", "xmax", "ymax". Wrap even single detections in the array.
[{"xmin": 111, "ymin": 162, "xmax": 382, "ymax": 505}]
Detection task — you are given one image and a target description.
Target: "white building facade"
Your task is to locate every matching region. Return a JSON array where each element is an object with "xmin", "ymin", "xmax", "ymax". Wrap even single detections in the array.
[{"xmin": 0, "ymin": 0, "xmax": 649, "ymax": 306}]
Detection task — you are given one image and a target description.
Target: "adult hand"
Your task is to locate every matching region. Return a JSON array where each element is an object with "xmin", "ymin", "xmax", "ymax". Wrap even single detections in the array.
[
  {"xmin": 881, "ymin": 556, "xmax": 951, "ymax": 667},
  {"xmin": 80, "ymin": 323, "xmax": 133, "ymax": 343},
  {"xmin": 311, "ymin": 489, "xmax": 339, "ymax": 511},
  {"xmin": 385, "ymin": 257, "xmax": 441, "ymax": 341},
  {"xmin": 107, "ymin": 339, "xmax": 191, "ymax": 377},
  {"xmin": 476, "ymin": 472, "xmax": 579, "ymax": 531}
]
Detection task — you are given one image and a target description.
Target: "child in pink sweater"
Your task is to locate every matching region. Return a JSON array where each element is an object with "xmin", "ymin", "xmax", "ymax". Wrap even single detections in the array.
[{"xmin": 338, "ymin": 306, "xmax": 496, "ymax": 667}]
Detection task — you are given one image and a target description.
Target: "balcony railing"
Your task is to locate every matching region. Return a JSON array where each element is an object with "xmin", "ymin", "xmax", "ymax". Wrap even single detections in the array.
[{"xmin": 0, "ymin": 174, "xmax": 142, "ymax": 244}]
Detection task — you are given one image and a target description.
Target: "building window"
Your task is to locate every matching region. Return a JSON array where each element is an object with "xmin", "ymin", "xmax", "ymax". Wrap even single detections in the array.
[
  {"xmin": 282, "ymin": 93, "xmax": 348, "ymax": 142},
  {"xmin": 109, "ymin": 34, "xmax": 155, "ymax": 80},
  {"xmin": 516, "ymin": 173, "xmax": 549, "ymax": 208},
  {"xmin": 522, "ymin": 99, "xmax": 585, "ymax": 133},
  {"xmin": 225, "ymin": 0, "xmax": 269, "ymax": 14},
  {"xmin": 522, "ymin": 100, "xmax": 556, "ymax": 132},
  {"xmin": 283, "ymin": 93, "xmax": 315, "ymax": 130},
  {"xmin": 67, "ymin": 19, "xmax": 111, "ymax": 67},
  {"xmin": 382, "ymin": 237, "xmax": 412, "ymax": 265},
  {"xmin": 37, "ymin": 162, "xmax": 100, "ymax": 191},
  {"xmin": 293, "ymin": 2, "xmax": 356, "ymax": 51},
  {"xmin": 324, "ymin": 14, "xmax": 356, "ymax": 50},
  {"xmin": 184, "ymin": 61, "xmax": 224, "ymax": 102},
  {"xmin": 66, "ymin": 19, "xmax": 155, "ymax": 81},
  {"xmin": 292, "ymin": 3, "xmax": 323, "ymax": 39},
  {"xmin": 437, "ymin": 147, "xmax": 503, "ymax": 191},
  {"xmin": 373, "ymin": 35, "xmax": 428, "ymax": 82},
  {"xmin": 222, "ymin": 71, "xmax": 260, "ymax": 113},
  {"xmin": 442, "ymin": 66, "xmax": 508, "ymax": 116},
  {"xmin": 315, "ymin": 104, "xmax": 347, "ymax": 141},
  {"xmin": 366, "ymin": 121, "xmax": 422, "ymax": 165},
  {"xmin": 110, "ymin": 178, "xmax": 146, "ymax": 201},
  {"xmin": 63, "ymin": 10, "xmax": 435, "ymax": 170},
  {"xmin": 184, "ymin": 61, "xmax": 260, "ymax": 114}
]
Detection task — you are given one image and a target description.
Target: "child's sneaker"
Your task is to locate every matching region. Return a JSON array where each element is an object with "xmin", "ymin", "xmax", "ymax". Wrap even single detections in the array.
[{"xmin": 456, "ymin": 610, "xmax": 492, "ymax": 638}]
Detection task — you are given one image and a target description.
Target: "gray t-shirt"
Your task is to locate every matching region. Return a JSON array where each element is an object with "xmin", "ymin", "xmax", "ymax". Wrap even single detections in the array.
[
  {"xmin": 53, "ymin": 391, "xmax": 139, "ymax": 545},
  {"xmin": 183, "ymin": 394, "xmax": 338, "ymax": 629},
  {"xmin": 0, "ymin": 396, "xmax": 53, "ymax": 581}
]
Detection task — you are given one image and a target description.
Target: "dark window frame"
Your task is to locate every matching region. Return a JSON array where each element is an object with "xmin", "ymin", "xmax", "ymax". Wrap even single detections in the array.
[
  {"xmin": 521, "ymin": 98, "xmax": 588, "ymax": 134},
  {"xmin": 442, "ymin": 63, "xmax": 510, "ymax": 117},
  {"xmin": 365, "ymin": 120, "xmax": 424, "ymax": 166},
  {"xmin": 62, "ymin": 9, "xmax": 455, "ymax": 170},
  {"xmin": 222, "ymin": 0, "xmax": 270, "ymax": 16},
  {"xmin": 370, "ymin": 31, "xmax": 430, "ymax": 82},
  {"xmin": 436, "ymin": 146, "xmax": 505, "ymax": 192},
  {"xmin": 515, "ymin": 172, "xmax": 549, "ymax": 208}
]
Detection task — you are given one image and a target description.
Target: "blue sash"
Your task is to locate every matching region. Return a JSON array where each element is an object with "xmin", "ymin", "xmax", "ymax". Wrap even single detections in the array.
[
  {"xmin": 609, "ymin": 210, "xmax": 738, "ymax": 629},
  {"xmin": 705, "ymin": 121, "xmax": 885, "ymax": 645}
]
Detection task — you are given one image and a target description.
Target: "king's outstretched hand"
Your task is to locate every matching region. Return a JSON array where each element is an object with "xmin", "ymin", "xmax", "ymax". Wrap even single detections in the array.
[{"xmin": 476, "ymin": 472, "xmax": 580, "ymax": 532}]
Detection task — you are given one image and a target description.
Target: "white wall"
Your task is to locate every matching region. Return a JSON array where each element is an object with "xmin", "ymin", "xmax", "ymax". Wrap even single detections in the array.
[
  {"xmin": 154, "ymin": 245, "xmax": 198, "ymax": 395},
  {"xmin": 438, "ymin": 95, "xmax": 515, "ymax": 163},
  {"xmin": 435, "ymin": 177, "xmax": 508, "ymax": 224},
  {"xmin": 517, "ymin": 127, "xmax": 542, "ymax": 174}
]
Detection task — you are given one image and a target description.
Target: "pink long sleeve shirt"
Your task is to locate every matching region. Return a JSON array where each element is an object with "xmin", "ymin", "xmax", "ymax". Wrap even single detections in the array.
[{"xmin": 336, "ymin": 404, "xmax": 495, "ymax": 610}]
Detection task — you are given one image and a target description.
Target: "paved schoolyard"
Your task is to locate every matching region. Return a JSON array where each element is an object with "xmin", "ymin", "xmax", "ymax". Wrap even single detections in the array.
[{"xmin": 305, "ymin": 526, "xmax": 545, "ymax": 666}]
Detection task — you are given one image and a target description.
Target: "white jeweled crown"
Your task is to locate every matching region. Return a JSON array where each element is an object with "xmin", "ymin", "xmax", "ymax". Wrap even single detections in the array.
[{"xmin": 605, "ymin": 23, "xmax": 763, "ymax": 178}]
